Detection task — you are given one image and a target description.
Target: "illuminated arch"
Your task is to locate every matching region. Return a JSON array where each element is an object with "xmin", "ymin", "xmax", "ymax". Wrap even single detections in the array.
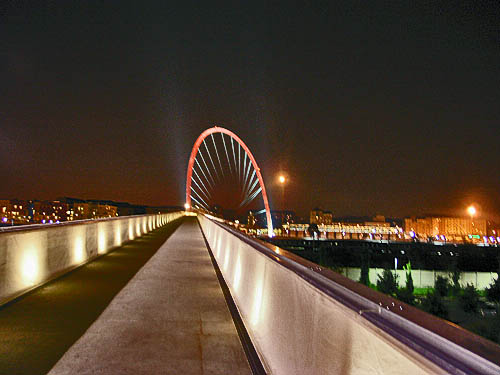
[{"xmin": 186, "ymin": 126, "xmax": 274, "ymax": 236}]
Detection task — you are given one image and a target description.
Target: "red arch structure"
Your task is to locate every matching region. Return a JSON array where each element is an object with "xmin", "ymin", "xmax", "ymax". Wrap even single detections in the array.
[{"xmin": 186, "ymin": 126, "xmax": 274, "ymax": 236}]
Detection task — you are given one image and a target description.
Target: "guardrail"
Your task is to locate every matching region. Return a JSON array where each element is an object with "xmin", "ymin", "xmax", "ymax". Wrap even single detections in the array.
[
  {"xmin": 198, "ymin": 214, "xmax": 500, "ymax": 375},
  {"xmin": 0, "ymin": 212, "xmax": 184, "ymax": 306}
]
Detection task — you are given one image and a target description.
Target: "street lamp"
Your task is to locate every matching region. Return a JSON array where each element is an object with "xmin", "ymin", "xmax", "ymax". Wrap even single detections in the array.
[
  {"xmin": 279, "ymin": 175, "xmax": 286, "ymax": 209},
  {"xmin": 467, "ymin": 205, "xmax": 476, "ymax": 235},
  {"xmin": 279, "ymin": 175, "xmax": 286, "ymax": 225}
]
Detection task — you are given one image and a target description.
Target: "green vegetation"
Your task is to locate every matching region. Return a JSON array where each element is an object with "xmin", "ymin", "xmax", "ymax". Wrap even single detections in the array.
[
  {"xmin": 450, "ymin": 266, "xmax": 462, "ymax": 297},
  {"xmin": 435, "ymin": 275, "xmax": 450, "ymax": 297},
  {"xmin": 486, "ymin": 275, "xmax": 500, "ymax": 305},
  {"xmin": 359, "ymin": 255, "xmax": 370, "ymax": 286},
  {"xmin": 283, "ymin": 244, "xmax": 500, "ymax": 345},
  {"xmin": 459, "ymin": 284, "xmax": 480, "ymax": 313},
  {"xmin": 396, "ymin": 262, "xmax": 415, "ymax": 305},
  {"xmin": 376, "ymin": 268, "xmax": 399, "ymax": 296},
  {"xmin": 420, "ymin": 291, "xmax": 448, "ymax": 319},
  {"xmin": 358, "ymin": 261, "xmax": 500, "ymax": 345}
]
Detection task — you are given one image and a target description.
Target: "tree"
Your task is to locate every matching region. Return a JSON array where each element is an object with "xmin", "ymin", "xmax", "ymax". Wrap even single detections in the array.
[
  {"xmin": 435, "ymin": 276, "xmax": 450, "ymax": 297},
  {"xmin": 486, "ymin": 275, "xmax": 500, "ymax": 305},
  {"xmin": 459, "ymin": 283, "xmax": 480, "ymax": 313},
  {"xmin": 420, "ymin": 291, "xmax": 448, "ymax": 319},
  {"xmin": 450, "ymin": 267, "xmax": 462, "ymax": 297},
  {"xmin": 396, "ymin": 261, "xmax": 415, "ymax": 305},
  {"xmin": 403, "ymin": 261, "xmax": 414, "ymax": 294},
  {"xmin": 377, "ymin": 268, "xmax": 398, "ymax": 296},
  {"xmin": 397, "ymin": 287, "xmax": 415, "ymax": 305},
  {"xmin": 359, "ymin": 254, "xmax": 370, "ymax": 286}
]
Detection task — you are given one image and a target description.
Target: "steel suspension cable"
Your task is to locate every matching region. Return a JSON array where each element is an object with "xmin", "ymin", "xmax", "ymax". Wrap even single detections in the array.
[
  {"xmin": 191, "ymin": 175, "xmax": 211, "ymax": 201},
  {"xmin": 242, "ymin": 165, "xmax": 255, "ymax": 199},
  {"xmin": 210, "ymin": 134, "xmax": 225, "ymax": 178},
  {"xmin": 194, "ymin": 157, "xmax": 214, "ymax": 191},
  {"xmin": 237, "ymin": 142, "xmax": 241, "ymax": 182},
  {"xmin": 230, "ymin": 137, "xmax": 237, "ymax": 177},
  {"xmin": 191, "ymin": 168, "xmax": 211, "ymax": 199},
  {"xmin": 221, "ymin": 133, "xmax": 233, "ymax": 174},
  {"xmin": 191, "ymin": 186, "xmax": 209, "ymax": 209},
  {"xmin": 244, "ymin": 172, "xmax": 259, "ymax": 200},
  {"xmin": 239, "ymin": 186, "xmax": 262, "ymax": 209},
  {"xmin": 241, "ymin": 154, "xmax": 252, "ymax": 194},
  {"xmin": 190, "ymin": 195, "xmax": 209, "ymax": 211},
  {"xmin": 203, "ymin": 140, "xmax": 220, "ymax": 183},
  {"xmin": 197, "ymin": 147, "xmax": 217, "ymax": 188}
]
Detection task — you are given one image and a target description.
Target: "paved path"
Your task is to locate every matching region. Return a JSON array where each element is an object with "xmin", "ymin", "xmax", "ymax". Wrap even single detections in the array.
[
  {"xmin": 0, "ymin": 218, "xmax": 183, "ymax": 375},
  {"xmin": 49, "ymin": 217, "xmax": 251, "ymax": 375}
]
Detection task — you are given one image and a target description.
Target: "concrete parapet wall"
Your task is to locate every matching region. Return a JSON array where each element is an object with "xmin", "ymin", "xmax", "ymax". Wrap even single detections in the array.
[
  {"xmin": 199, "ymin": 215, "xmax": 443, "ymax": 374},
  {"xmin": 0, "ymin": 212, "xmax": 183, "ymax": 306}
]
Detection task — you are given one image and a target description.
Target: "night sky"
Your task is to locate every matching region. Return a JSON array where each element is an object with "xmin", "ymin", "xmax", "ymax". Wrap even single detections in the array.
[{"xmin": 1, "ymin": 2, "xmax": 499, "ymax": 220}]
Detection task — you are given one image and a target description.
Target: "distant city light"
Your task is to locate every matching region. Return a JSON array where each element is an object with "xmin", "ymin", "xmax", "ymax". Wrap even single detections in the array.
[
  {"xmin": 2, "ymin": 217, "xmax": 7, "ymax": 223},
  {"xmin": 279, "ymin": 175, "xmax": 286, "ymax": 184}
]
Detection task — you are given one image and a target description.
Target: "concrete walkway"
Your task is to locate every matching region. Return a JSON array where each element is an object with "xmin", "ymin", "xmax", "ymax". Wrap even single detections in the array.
[
  {"xmin": 0, "ymin": 218, "xmax": 183, "ymax": 375},
  {"xmin": 49, "ymin": 217, "xmax": 251, "ymax": 375}
]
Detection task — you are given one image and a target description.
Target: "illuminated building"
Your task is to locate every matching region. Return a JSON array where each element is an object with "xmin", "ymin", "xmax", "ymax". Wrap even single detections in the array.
[
  {"xmin": 310, "ymin": 208, "xmax": 333, "ymax": 225},
  {"xmin": 247, "ymin": 211, "xmax": 256, "ymax": 228},
  {"xmin": 284, "ymin": 221, "xmax": 402, "ymax": 240},
  {"xmin": 95, "ymin": 204, "xmax": 118, "ymax": 218},
  {"xmin": 404, "ymin": 216, "xmax": 487, "ymax": 240},
  {"xmin": 0, "ymin": 199, "xmax": 30, "ymax": 225},
  {"xmin": 73, "ymin": 203, "xmax": 90, "ymax": 219}
]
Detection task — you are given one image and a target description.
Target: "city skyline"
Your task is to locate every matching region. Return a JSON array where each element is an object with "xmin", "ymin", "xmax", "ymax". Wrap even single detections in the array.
[{"xmin": 2, "ymin": 2, "xmax": 499, "ymax": 220}]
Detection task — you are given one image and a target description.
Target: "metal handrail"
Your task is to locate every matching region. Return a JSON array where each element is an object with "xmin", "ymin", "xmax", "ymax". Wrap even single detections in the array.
[{"xmin": 206, "ymin": 216, "xmax": 500, "ymax": 375}]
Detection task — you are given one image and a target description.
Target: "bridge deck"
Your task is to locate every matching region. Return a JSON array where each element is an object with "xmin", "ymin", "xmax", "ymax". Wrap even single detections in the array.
[
  {"xmin": 0, "ymin": 217, "xmax": 183, "ymax": 375},
  {"xmin": 48, "ymin": 217, "xmax": 250, "ymax": 375}
]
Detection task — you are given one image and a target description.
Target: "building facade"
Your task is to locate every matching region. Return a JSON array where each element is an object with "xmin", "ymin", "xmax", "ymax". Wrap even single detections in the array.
[
  {"xmin": 310, "ymin": 208, "xmax": 333, "ymax": 225},
  {"xmin": 404, "ymin": 216, "xmax": 487, "ymax": 240}
]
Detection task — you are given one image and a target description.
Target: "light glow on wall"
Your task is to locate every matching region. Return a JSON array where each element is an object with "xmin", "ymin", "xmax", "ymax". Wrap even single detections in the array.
[
  {"xmin": 129, "ymin": 222, "xmax": 135, "ymax": 240},
  {"xmin": 21, "ymin": 249, "xmax": 39, "ymax": 285},
  {"xmin": 216, "ymin": 237, "xmax": 221, "ymax": 258},
  {"xmin": 251, "ymin": 276, "xmax": 264, "ymax": 327},
  {"xmin": 73, "ymin": 236, "xmax": 85, "ymax": 264},
  {"xmin": 223, "ymin": 246, "xmax": 230, "ymax": 271},
  {"xmin": 233, "ymin": 255, "xmax": 242, "ymax": 292},
  {"xmin": 115, "ymin": 223, "xmax": 122, "ymax": 246},
  {"xmin": 136, "ymin": 221, "xmax": 141, "ymax": 236},
  {"xmin": 98, "ymin": 225, "xmax": 106, "ymax": 254}
]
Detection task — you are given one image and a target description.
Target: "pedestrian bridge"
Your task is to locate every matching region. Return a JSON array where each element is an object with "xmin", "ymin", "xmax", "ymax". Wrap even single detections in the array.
[{"xmin": 0, "ymin": 213, "xmax": 499, "ymax": 374}]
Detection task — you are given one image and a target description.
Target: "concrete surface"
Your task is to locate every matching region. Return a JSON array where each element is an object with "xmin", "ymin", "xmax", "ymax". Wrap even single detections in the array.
[
  {"xmin": 48, "ymin": 217, "xmax": 251, "ymax": 375},
  {"xmin": 0, "ymin": 218, "xmax": 183, "ymax": 375}
]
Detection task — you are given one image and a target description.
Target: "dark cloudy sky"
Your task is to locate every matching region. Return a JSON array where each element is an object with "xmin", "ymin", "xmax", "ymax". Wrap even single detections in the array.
[{"xmin": 1, "ymin": 1, "xmax": 499, "ymax": 219}]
